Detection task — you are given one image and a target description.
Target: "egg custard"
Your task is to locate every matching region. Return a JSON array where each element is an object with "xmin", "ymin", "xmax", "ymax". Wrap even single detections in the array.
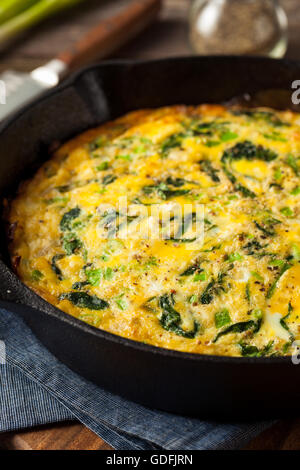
[{"xmin": 7, "ymin": 105, "xmax": 300, "ymax": 357}]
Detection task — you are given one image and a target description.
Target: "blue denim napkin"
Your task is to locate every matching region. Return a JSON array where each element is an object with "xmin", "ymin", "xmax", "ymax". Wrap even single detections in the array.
[{"xmin": 0, "ymin": 308, "xmax": 272, "ymax": 450}]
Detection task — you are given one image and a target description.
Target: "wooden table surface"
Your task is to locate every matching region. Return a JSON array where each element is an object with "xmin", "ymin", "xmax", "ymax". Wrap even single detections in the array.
[{"xmin": 1, "ymin": 0, "xmax": 300, "ymax": 451}]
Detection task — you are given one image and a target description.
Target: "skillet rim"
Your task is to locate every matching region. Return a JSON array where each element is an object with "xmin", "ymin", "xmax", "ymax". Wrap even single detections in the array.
[{"xmin": 1, "ymin": 54, "xmax": 299, "ymax": 366}]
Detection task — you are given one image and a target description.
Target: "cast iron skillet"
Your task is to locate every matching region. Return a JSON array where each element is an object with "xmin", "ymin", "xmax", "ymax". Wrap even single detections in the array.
[{"xmin": 0, "ymin": 56, "xmax": 300, "ymax": 420}]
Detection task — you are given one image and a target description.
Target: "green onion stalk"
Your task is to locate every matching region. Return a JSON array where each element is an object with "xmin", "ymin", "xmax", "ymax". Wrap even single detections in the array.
[
  {"xmin": 0, "ymin": 0, "xmax": 84, "ymax": 47},
  {"xmin": 0, "ymin": 0, "xmax": 39, "ymax": 25}
]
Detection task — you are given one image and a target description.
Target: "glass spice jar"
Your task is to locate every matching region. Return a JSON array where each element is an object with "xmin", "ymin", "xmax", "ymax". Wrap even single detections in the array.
[{"xmin": 189, "ymin": 0, "xmax": 288, "ymax": 57}]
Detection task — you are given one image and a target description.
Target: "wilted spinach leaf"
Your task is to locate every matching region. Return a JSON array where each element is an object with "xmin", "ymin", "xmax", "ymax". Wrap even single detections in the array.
[
  {"xmin": 143, "ymin": 182, "xmax": 190, "ymax": 200},
  {"xmin": 239, "ymin": 340, "xmax": 274, "ymax": 357},
  {"xmin": 215, "ymin": 309, "xmax": 231, "ymax": 328},
  {"xmin": 59, "ymin": 292, "xmax": 109, "ymax": 310},
  {"xmin": 60, "ymin": 207, "xmax": 81, "ymax": 232},
  {"xmin": 199, "ymin": 159, "xmax": 220, "ymax": 183},
  {"xmin": 160, "ymin": 133, "xmax": 185, "ymax": 158},
  {"xmin": 213, "ymin": 318, "xmax": 262, "ymax": 343},
  {"xmin": 63, "ymin": 232, "xmax": 82, "ymax": 255},
  {"xmin": 200, "ymin": 264, "xmax": 233, "ymax": 304},
  {"xmin": 159, "ymin": 294, "xmax": 199, "ymax": 338},
  {"xmin": 102, "ymin": 174, "xmax": 117, "ymax": 185},
  {"xmin": 51, "ymin": 254, "xmax": 65, "ymax": 280},
  {"xmin": 266, "ymin": 262, "xmax": 291, "ymax": 299},
  {"xmin": 222, "ymin": 141, "xmax": 277, "ymax": 163}
]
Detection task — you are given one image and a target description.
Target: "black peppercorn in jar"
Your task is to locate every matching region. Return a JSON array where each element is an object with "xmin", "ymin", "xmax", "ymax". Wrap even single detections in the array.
[{"xmin": 189, "ymin": 0, "xmax": 288, "ymax": 57}]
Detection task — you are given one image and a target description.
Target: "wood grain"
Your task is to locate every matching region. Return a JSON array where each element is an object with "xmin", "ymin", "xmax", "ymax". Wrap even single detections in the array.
[
  {"xmin": 57, "ymin": 0, "xmax": 162, "ymax": 71},
  {"xmin": 0, "ymin": 422, "xmax": 112, "ymax": 451},
  {"xmin": 245, "ymin": 419, "xmax": 300, "ymax": 450},
  {"xmin": 1, "ymin": 0, "xmax": 300, "ymax": 452},
  {"xmin": 2, "ymin": 419, "xmax": 300, "ymax": 450}
]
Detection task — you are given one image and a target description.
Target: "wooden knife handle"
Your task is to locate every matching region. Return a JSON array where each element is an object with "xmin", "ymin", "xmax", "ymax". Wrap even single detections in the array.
[{"xmin": 57, "ymin": 0, "xmax": 162, "ymax": 72}]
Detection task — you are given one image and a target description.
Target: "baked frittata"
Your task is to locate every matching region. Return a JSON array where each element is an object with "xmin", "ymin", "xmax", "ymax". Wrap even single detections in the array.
[{"xmin": 7, "ymin": 105, "xmax": 300, "ymax": 357}]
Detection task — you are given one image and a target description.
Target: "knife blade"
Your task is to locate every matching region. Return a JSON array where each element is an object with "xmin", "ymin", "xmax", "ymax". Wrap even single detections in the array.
[{"xmin": 0, "ymin": 0, "xmax": 161, "ymax": 122}]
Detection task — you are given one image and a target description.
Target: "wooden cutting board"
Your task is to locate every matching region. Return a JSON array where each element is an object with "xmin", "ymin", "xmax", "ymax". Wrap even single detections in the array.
[
  {"xmin": 2, "ymin": 419, "xmax": 300, "ymax": 450},
  {"xmin": 1, "ymin": 0, "xmax": 300, "ymax": 451},
  {"xmin": 0, "ymin": 423, "xmax": 112, "ymax": 450}
]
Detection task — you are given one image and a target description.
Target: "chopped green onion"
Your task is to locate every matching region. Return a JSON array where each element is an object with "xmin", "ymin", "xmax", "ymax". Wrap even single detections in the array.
[
  {"xmin": 31, "ymin": 269, "xmax": 43, "ymax": 281},
  {"xmin": 227, "ymin": 252, "xmax": 243, "ymax": 262},
  {"xmin": 86, "ymin": 267, "xmax": 115, "ymax": 286},
  {"xmin": 188, "ymin": 294, "xmax": 198, "ymax": 304},
  {"xmin": 116, "ymin": 155, "xmax": 132, "ymax": 161},
  {"xmin": 291, "ymin": 186, "xmax": 300, "ymax": 195},
  {"xmin": 269, "ymin": 259, "xmax": 285, "ymax": 267},
  {"xmin": 286, "ymin": 154, "xmax": 299, "ymax": 176},
  {"xmin": 291, "ymin": 244, "xmax": 300, "ymax": 261},
  {"xmin": 251, "ymin": 271, "xmax": 264, "ymax": 281},
  {"xmin": 96, "ymin": 162, "xmax": 109, "ymax": 171},
  {"xmin": 115, "ymin": 294, "xmax": 128, "ymax": 311},
  {"xmin": 263, "ymin": 132, "xmax": 287, "ymax": 142},
  {"xmin": 220, "ymin": 131, "xmax": 238, "ymax": 142},
  {"xmin": 274, "ymin": 169, "xmax": 283, "ymax": 181},
  {"xmin": 193, "ymin": 271, "xmax": 207, "ymax": 282},
  {"xmin": 215, "ymin": 309, "xmax": 231, "ymax": 328},
  {"xmin": 0, "ymin": 0, "xmax": 84, "ymax": 47},
  {"xmin": 280, "ymin": 207, "xmax": 294, "ymax": 218},
  {"xmin": 205, "ymin": 140, "xmax": 220, "ymax": 147},
  {"xmin": 86, "ymin": 269, "xmax": 102, "ymax": 287},
  {"xmin": 0, "ymin": 0, "xmax": 38, "ymax": 25}
]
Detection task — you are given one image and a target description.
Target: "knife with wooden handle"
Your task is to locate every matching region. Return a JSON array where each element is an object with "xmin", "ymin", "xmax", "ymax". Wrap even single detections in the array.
[{"xmin": 0, "ymin": 0, "xmax": 162, "ymax": 121}]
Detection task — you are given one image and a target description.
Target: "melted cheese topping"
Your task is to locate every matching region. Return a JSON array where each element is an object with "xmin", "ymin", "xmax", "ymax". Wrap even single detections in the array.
[{"xmin": 7, "ymin": 105, "xmax": 300, "ymax": 356}]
